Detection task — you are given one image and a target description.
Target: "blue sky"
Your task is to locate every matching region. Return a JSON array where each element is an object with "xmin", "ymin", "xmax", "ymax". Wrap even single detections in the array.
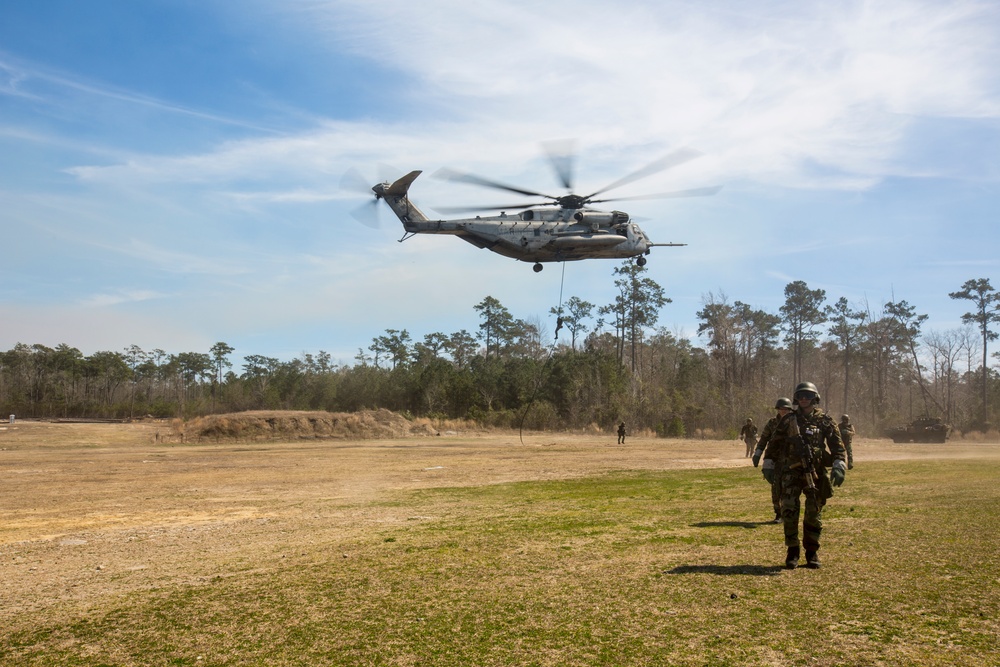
[{"xmin": 2, "ymin": 0, "xmax": 999, "ymax": 367}]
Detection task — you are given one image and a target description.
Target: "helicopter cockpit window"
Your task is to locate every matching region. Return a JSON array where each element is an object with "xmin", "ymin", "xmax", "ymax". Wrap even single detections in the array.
[{"xmin": 521, "ymin": 210, "xmax": 534, "ymax": 221}]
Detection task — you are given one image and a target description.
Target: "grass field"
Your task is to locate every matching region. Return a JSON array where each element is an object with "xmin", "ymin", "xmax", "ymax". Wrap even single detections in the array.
[{"xmin": 1, "ymin": 421, "xmax": 999, "ymax": 666}]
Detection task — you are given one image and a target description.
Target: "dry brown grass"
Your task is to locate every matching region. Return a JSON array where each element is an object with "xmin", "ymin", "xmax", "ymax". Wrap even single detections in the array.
[
  {"xmin": 953, "ymin": 428, "xmax": 1000, "ymax": 442},
  {"xmin": 2, "ymin": 417, "xmax": 999, "ymax": 665}
]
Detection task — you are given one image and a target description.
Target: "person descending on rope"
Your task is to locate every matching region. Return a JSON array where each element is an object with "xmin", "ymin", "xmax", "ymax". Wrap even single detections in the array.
[{"xmin": 519, "ymin": 263, "xmax": 569, "ymax": 446}]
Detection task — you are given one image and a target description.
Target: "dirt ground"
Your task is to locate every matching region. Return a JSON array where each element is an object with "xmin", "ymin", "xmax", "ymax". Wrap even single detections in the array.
[{"xmin": 3, "ymin": 419, "xmax": 999, "ymax": 627}]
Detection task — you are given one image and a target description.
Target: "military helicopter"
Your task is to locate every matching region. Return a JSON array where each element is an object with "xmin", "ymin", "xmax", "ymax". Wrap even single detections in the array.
[{"xmin": 343, "ymin": 144, "xmax": 719, "ymax": 273}]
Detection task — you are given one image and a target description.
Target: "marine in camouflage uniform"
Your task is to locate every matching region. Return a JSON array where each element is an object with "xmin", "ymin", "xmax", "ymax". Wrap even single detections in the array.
[
  {"xmin": 762, "ymin": 382, "xmax": 847, "ymax": 569},
  {"xmin": 839, "ymin": 414, "xmax": 855, "ymax": 470},
  {"xmin": 739, "ymin": 418, "xmax": 758, "ymax": 457},
  {"xmin": 752, "ymin": 397, "xmax": 794, "ymax": 523}
]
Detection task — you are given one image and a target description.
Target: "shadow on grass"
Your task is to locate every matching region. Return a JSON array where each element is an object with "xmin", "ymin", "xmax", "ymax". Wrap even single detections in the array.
[
  {"xmin": 666, "ymin": 564, "xmax": 784, "ymax": 576},
  {"xmin": 690, "ymin": 521, "xmax": 774, "ymax": 529}
]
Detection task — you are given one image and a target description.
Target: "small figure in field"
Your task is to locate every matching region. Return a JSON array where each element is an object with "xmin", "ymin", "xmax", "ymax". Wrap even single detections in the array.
[
  {"xmin": 739, "ymin": 417, "xmax": 758, "ymax": 457},
  {"xmin": 839, "ymin": 414, "xmax": 855, "ymax": 470},
  {"xmin": 752, "ymin": 397, "xmax": 794, "ymax": 523},
  {"xmin": 762, "ymin": 382, "xmax": 847, "ymax": 570},
  {"xmin": 617, "ymin": 421, "xmax": 627, "ymax": 444}
]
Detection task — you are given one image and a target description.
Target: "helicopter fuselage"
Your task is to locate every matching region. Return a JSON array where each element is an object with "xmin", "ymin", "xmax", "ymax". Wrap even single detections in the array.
[
  {"xmin": 401, "ymin": 209, "xmax": 651, "ymax": 262},
  {"xmin": 375, "ymin": 171, "xmax": 670, "ymax": 267}
]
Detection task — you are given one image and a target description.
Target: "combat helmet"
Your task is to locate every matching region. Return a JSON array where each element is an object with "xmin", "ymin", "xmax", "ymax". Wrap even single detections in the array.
[
  {"xmin": 775, "ymin": 397, "xmax": 793, "ymax": 410},
  {"xmin": 840, "ymin": 414, "xmax": 851, "ymax": 423},
  {"xmin": 793, "ymin": 381, "xmax": 821, "ymax": 404}
]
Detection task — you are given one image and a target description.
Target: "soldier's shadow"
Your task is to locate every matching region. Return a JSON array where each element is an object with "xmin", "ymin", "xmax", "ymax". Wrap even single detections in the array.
[
  {"xmin": 690, "ymin": 521, "xmax": 775, "ymax": 529},
  {"xmin": 667, "ymin": 521, "xmax": 785, "ymax": 575},
  {"xmin": 666, "ymin": 564, "xmax": 784, "ymax": 576}
]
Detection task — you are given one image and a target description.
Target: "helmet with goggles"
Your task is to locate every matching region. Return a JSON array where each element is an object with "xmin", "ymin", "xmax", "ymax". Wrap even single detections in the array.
[{"xmin": 793, "ymin": 381, "xmax": 820, "ymax": 404}]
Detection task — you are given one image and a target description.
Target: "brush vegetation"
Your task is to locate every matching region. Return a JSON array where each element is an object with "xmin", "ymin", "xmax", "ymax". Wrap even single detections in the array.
[{"xmin": 178, "ymin": 409, "xmax": 445, "ymax": 442}]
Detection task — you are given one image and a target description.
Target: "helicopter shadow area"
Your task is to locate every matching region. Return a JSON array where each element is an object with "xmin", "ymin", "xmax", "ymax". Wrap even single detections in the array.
[{"xmin": 666, "ymin": 564, "xmax": 784, "ymax": 577}]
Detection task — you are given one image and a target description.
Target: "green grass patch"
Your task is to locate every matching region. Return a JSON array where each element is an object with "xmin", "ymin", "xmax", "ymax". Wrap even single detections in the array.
[{"xmin": 5, "ymin": 461, "xmax": 1000, "ymax": 666}]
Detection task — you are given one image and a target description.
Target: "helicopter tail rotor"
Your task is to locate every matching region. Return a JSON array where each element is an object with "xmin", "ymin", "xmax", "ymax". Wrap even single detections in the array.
[
  {"xmin": 340, "ymin": 167, "xmax": 384, "ymax": 229},
  {"xmin": 349, "ymin": 199, "xmax": 382, "ymax": 229}
]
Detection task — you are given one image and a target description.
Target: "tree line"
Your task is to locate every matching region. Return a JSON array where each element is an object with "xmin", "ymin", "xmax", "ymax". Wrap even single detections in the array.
[{"xmin": 2, "ymin": 266, "xmax": 998, "ymax": 437}]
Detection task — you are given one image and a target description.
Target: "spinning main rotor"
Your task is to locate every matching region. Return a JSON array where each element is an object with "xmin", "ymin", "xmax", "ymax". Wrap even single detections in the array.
[{"xmin": 433, "ymin": 142, "xmax": 720, "ymax": 214}]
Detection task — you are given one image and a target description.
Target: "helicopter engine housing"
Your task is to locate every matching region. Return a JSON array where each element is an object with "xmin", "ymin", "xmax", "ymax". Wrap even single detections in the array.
[{"xmin": 571, "ymin": 210, "xmax": 630, "ymax": 229}]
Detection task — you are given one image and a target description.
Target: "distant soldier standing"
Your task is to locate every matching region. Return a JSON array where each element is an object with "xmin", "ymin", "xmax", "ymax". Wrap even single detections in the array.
[
  {"xmin": 752, "ymin": 397, "xmax": 794, "ymax": 523},
  {"xmin": 739, "ymin": 418, "xmax": 758, "ymax": 457},
  {"xmin": 762, "ymin": 382, "xmax": 847, "ymax": 569},
  {"xmin": 617, "ymin": 421, "xmax": 627, "ymax": 444},
  {"xmin": 839, "ymin": 414, "xmax": 855, "ymax": 470}
]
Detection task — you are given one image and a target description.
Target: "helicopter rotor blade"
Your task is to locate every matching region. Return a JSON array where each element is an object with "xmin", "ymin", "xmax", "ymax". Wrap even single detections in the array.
[
  {"xmin": 350, "ymin": 199, "xmax": 381, "ymax": 229},
  {"xmin": 542, "ymin": 138, "xmax": 577, "ymax": 191},
  {"xmin": 340, "ymin": 167, "xmax": 375, "ymax": 195},
  {"xmin": 341, "ymin": 167, "xmax": 382, "ymax": 229},
  {"xmin": 432, "ymin": 202, "xmax": 550, "ymax": 214},
  {"xmin": 584, "ymin": 147, "xmax": 703, "ymax": 200},
  {"xmin": 433, "ymin": 167, "xmax": 557, "ymax": 201},
  {"xmin": 589, "ymin": 185, "xmax": 723, "ymax": 204}
]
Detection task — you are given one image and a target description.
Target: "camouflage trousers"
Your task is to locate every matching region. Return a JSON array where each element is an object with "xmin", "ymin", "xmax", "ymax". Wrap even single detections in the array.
[{"xmin": 777, "ymin": 471, "xmax": 826, "ymax": 550}]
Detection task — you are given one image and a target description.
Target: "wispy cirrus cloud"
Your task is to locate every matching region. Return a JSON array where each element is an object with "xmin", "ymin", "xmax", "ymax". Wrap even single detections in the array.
[
  {"xmin": 2, "ymin": 1, "xmax": 999, "ymax": 360},
  {"xmin": 0, "ymin": 50, "xmax": 281, "ymax": 134},
  {"xmin": 77, "ymin": 289, "xmax": 167, "ymax": 308}
]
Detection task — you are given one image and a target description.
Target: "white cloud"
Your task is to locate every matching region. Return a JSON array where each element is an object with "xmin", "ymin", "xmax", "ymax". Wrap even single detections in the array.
[
  {"xmin": 49, "ymin": 0, "xmax": 1000, "ymax": 199},
  {"xmin": 3, "ymin": 0, "xmax": 999, "ymax": 361},
  {"xmin": 77, "ymin": 289, "xmax": 167, "ymax": 308}
]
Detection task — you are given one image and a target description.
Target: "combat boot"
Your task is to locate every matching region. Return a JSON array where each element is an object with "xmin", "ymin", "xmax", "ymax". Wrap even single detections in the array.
[
  {"xmin": 785, "ymin": 546, "xmax": 800, "ymax": 569},
  {"xmin": 772, "ymin": 512, "xmax": 781, "ymax": 524},
  {"xmin": 805, "ymin": 550, "xmax": 820, "ymax": 569}
]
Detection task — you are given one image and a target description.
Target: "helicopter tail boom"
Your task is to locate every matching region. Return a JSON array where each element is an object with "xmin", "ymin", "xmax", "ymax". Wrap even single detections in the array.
[{"xmin": 374, "ymin": 170, "xmax": 431, "ymax": 225}]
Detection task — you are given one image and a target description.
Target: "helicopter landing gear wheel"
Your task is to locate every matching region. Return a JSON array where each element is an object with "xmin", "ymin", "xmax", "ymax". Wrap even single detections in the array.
[
  {"xmin": 533, "ymin": 263, "xmax": 544, "ymax": 273},
  {"xmin": 636, "ymin": 256, "xmax": 647, "ymax": 267}
]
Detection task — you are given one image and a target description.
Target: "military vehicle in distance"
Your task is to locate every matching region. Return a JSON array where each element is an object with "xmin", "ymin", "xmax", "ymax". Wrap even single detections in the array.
[{"xmin": 885, "ymin": 415, "xmax": 952, "ymax": 443}]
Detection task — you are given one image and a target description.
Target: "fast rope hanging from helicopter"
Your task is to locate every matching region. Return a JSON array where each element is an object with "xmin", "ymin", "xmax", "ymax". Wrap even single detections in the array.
[{"xmin": 518, "ymin": 261, "xmax": 568, "ymax": 445}]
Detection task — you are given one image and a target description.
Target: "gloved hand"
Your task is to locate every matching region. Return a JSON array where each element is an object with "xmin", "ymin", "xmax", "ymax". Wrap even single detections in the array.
[
  {"xmin": 752, "ymin": 448, "xmax": 764, "ymax": 467},
  {"xmin": 831, "ymin": 459, "xmax": 846, "ymax": 487},
  {"xmin": 762, "ymin": 459, "xmax": 775, "ymax": 484}
]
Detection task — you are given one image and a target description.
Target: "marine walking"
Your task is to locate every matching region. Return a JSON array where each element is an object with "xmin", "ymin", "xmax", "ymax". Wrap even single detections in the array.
[
  {"xmin": 752, "ymin": 397, "xmax": 794, "ymax": 523},
  {"xmin": 761, "ymin": 382, "xmax": 847, "ymax": 569},
  {"xmin": 739, "ymin": 417, "xmax": 758, "ymax": 458},
  {"xmin": 839, "ymin": 414, "xmax": 855, "ymax": 469}
]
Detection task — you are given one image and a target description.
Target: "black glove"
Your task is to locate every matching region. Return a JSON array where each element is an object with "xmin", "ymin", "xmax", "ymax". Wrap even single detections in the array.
[
  {"xmin": 831, "ymin": 460, "xmax": 846, "ymax": 487},
  {"xmin": 762, "ymin": 460, "xmax": 775, "ymax": 484},
  {"xmin": 752, "ymin": 448, "xmax": 763, "ymax": 467}
]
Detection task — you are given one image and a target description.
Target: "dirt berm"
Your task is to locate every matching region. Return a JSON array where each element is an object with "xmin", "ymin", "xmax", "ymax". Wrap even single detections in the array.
[{"xmin": 178, "ymin": 408, "xmax": 440, "ymax": 442}]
